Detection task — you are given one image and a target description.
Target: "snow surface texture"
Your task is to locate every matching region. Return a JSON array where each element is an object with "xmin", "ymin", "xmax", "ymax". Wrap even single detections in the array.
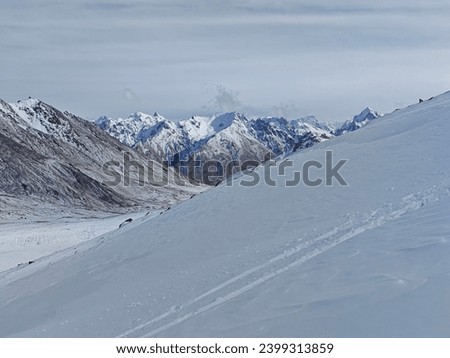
[{"xmin": 1, "ymin": 92, "xmax": 450, "ymax": 337}]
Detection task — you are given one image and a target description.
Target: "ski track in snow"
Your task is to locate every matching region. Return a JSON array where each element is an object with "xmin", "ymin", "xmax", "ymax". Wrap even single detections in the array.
[{"xmin": 118, "ymin": 184, "xmax": 450, "ymax": 337}]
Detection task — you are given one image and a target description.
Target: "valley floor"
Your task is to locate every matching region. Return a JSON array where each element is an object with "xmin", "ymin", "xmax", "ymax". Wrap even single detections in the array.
[{"xmin": 0, "ymin": 211, "xmax": 157, "ymax": 273}]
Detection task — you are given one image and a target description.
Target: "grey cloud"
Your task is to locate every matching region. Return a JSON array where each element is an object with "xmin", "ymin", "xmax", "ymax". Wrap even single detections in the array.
[
  {"xmin": 271, "ymin": 103, "xmax": 302, "ymax": 119},
  {"xmin": 122, "ymin": 88, "xmax": 140, "ymax": 102},
  {"xmin": 210, "ymin": 86, "xmax": 242, "ymax": 113},
  {"xmin": 1, "ymin": 0, "xmax": 450, "ymax": 122}
]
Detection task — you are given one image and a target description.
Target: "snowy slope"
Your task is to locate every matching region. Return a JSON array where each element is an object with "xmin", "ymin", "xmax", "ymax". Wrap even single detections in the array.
[{"xmin": 0, "ymin": 93, "xmax": 450, "ymax": 337}]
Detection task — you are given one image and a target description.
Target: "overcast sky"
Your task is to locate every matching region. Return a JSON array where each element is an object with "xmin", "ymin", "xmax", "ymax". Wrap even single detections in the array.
[{"xmin": 1, "ymin": 0, "xmax": 450, "ymax": 122}]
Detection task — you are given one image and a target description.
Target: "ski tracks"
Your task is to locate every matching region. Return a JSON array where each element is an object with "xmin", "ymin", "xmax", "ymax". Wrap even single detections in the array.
[{"xmin": 118, "ymin": 185, "xmax": 450, "ymax": 337}]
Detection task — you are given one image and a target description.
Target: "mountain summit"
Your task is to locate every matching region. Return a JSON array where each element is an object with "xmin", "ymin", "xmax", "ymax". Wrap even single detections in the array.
[
  {"xmin": 334, "ymin": 107, "xmax": 383, "ymax": 135},
  {"xmin": 0, "ymin": 98, "xmax": 200, "ymax": 217},
  {"xmin": 96, "ymin": 112, "xmax": 335, "ymax": 183}
]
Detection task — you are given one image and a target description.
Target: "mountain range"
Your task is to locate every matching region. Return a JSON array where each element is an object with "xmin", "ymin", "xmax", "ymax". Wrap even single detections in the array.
[
  {"xmin": 96, "ymin": 108, "xmax": 381, "ymax": 183},
  {"xmin": 0, "ymin": 97, "xmax": 381, "ymax": 216}
]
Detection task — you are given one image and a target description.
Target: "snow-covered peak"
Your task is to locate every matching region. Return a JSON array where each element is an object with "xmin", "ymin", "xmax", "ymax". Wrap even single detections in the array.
[
  {"xmin": 97, "ymin": 109, "xmax": 335, "ymax": 182},
  {"xmin": 95, "ymin": 115, "xmax": 110, "ymax": 129},
  {"xmin": 129, "ymin": 111, "xmax": 166, "ymax": 124},
  {"xmin": 97, "ymin": 111, "xmax": 167, "ymax": 128},
  {"xmin": 15, "ymin": 97, "xmax": 40, "ymax": 107},
  {"xmin": 251, "ymin": 115, "xmax": 333, "ymax": 137},
  {"xmin": 0, "ymin": 96, "xmax": 201, "ymax": 221},
  {"xmin": 8, "ymin": 98, "xmax": 71, "ymax": 135},
  {"xmin": 297, "ymin": 115, "xmax": 334, "ymax": 131},
  {"xmin": 258, "ymin": 116, "xmax": 290, "ymax": 128},
  {"xmin": 334, "ymin": 107, "xmax": 383, "ymax": 136},
  {"xmin": 178, "ymin": 115, "xmax": 214, "ymax": 141},
  {"xmin": 209, "ymin": 112, "xmax": 247, "ymax": 131},
  {"xmin": 353, "ymin": 107, "xmax": 381, "ymax": 123},
  {"xmin": 95, "ymin": 111, "xmax": 169, "ymax": 147}
]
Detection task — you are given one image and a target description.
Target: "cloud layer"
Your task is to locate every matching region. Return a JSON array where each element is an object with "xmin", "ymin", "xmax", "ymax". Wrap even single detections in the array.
[{"xmin": 1, "ymin": 0, "xmax": 450, "ymax": 121}]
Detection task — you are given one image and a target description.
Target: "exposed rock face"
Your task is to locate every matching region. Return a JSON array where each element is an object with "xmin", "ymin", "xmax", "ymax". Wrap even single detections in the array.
[{"xmin": 0, "ymin": 98, "xmax": 200, "ymax": 217}]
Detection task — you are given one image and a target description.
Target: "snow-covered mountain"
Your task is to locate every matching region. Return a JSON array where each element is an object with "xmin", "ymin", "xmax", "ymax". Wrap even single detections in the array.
[
  {"xmin": 248, "ymin": 115, "xmax": 333, "ymax": 155},
  {"xmin": 1, "ymin": 92, "xmax": 449, "ymax": 337},
  {"xmin": 96, "ymin": 112, "xmax": 335, "ymax": 183},
  {"xmin": 334, "ymin": 107, "xmax": 383, "ymax": 136},
  {"xmin": 0, "ymin": 98, "xmax": 200, "ymax": 218}
]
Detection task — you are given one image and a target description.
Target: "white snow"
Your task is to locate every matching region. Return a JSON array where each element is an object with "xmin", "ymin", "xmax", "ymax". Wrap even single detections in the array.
[
  {"xmin": 0, "ymin": 92, "xmax": 449, "ymax": 337},
  {"xmin": 8, "ymin": 99, "xmax": 50, "ymax": 134},
  {"xmin": 0, "ymin": 211, "xmax": 158, "ymax": 273},
  {"xmin": 179, "ymin": 115, "xmax": 216, "ymax": 142},
  {"xmin": 95, "ymin": 112, "xmax": 165, "ymax": 147},
  {"xmin": 97, "ymin": 110, "xmax": 335, "ymax": 162}
]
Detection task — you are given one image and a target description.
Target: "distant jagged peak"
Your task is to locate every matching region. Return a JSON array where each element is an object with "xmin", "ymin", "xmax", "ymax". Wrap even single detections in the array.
[
  {"xmin": 95, "ymin": 111, "xmax": 171, "ymax": 144},
  {"xmin": 180, "ymin": 114, "xmax": 209, "ymax": 125},
  {"xmin": 291, "ymin": 115, "xmax": 333, "ymax": 131},
  {"xmin": 209, "ymin": 112, "xmax": 247, "ymax": 132},
  {"xmin": 253, "ymin": 114, "xmax": 332, "ymax": 132},
  {"xmin": 176, "ymin": 112, "xmax": 248, "ymax": 141},
  {"xmin": 353, "ymin": 107, "xmax": 382, "ymax": 123},
  {"xmin": 334, "ymin": 107, "xmax": 383, "ymax": 136},
  {"xmin": 297, "ymin": 114, "xmax": 321, "ymax": 126},
  {"xmin": 96, "ymin": 108, "xmax": 336, "ymax": 167},
  {"xmin": 98, "ymin": 111, "xmax": 168, "ymax": 125},
  {"xmin": 128, "ymin": 111, "xmax": 167, "ymax": 124},
  {"xmin": 257, "ymin": 116, "xmax": 289, "ymax": 125},
  {"xmin": 95, "ymin": 115, "xmax": 111, "ymax": 129}
]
